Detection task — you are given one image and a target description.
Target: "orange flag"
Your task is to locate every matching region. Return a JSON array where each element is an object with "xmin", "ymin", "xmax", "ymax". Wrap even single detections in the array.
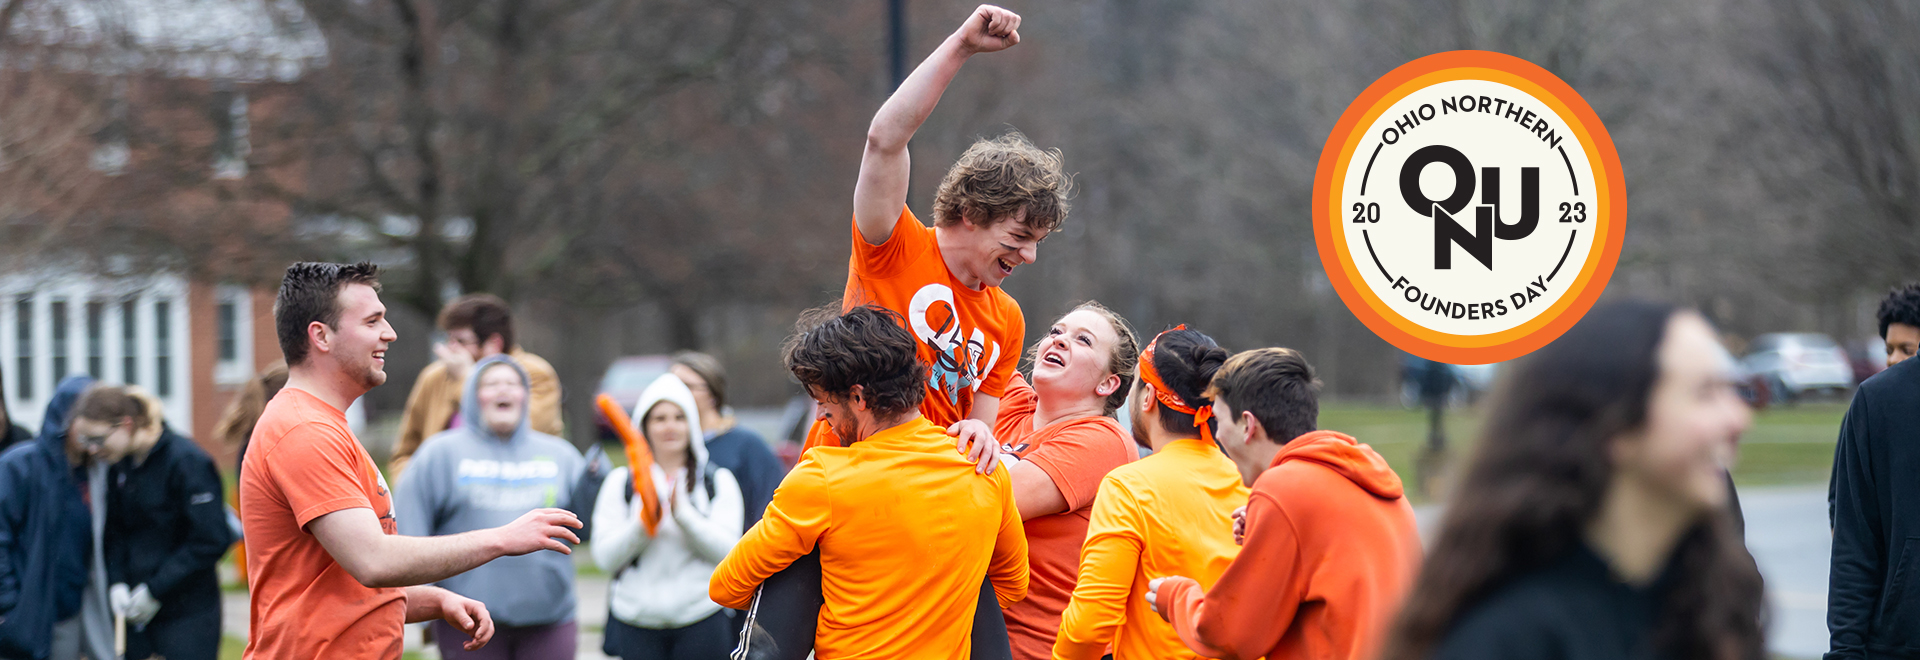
[{"xmin": 597, "ymin": 394, "xmax": 660, "ymax": 535}]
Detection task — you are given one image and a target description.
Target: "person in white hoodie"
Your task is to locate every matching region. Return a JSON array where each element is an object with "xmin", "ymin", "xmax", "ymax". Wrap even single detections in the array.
[{"xmin": 594, "ymin": 373, "xmax": 745, "ymax": 659}]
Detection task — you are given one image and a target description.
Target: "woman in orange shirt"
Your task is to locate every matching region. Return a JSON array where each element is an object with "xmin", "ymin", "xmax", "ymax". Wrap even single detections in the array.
[
  {"xmin": 1053, "ymin": 326, "xmax": 1249, "ymax": 660},
  {"xmin": 947, "ymin": 302, "xmax": 1141, "ymax": 660}
]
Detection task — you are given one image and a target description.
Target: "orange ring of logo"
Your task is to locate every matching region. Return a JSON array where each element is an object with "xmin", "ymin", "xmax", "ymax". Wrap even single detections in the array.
[{"xmin": 1313, "ymin": 50, "xmax": 1626, "ymax": 364}]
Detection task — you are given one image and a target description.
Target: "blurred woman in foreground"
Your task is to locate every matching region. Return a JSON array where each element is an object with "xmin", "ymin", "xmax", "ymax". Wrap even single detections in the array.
[{"xmin": 1383, "ymin": 301, "xmax": 1765, "ymax": 660}]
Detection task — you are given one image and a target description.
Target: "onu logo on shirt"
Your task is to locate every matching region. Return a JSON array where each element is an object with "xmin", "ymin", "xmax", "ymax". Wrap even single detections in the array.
[{"xmin": 909, "ymin": 283, "xmax": 1002, "ymax": 406}]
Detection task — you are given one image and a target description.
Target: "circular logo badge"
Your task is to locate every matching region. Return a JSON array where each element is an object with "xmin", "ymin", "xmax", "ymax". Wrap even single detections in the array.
[{"xmin": 1314, "ymin": 51, "xmax": 1625, "ymax": 364}]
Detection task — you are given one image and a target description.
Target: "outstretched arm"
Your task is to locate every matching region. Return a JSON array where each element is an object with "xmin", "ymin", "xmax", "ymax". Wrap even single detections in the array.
[
  {"xmin": 853, "ymin": 4, "xmax": 1023, "ymax": 245},
  {"xmin": 309, "ymin": 507, "xmax": 580, "ymax": 589}
]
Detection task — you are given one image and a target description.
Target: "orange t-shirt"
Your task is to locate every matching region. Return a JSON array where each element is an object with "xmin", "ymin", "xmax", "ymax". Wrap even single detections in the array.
[
  {"xmin": 804, "ymin": 206, "xmax": 1025, "ymax": 450},
  {"xmin": 992, "ymin": 375, "xmax": 1136, "ymax": 660},
  {"xmin": 711, "ymin": 416, "xmax": 1029, "ymax": 659},
  {"xmin": 1053, "ymin": 438, "xmax": 1248, "ymax": 660},
  {"xmin": 239, "ymin": 387, "xmax": 405, "ymax": 660}
]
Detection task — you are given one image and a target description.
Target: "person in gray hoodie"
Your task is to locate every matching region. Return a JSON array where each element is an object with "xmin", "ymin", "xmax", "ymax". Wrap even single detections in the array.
[
  {"xmin": 594, "ymin": 373, "xmax": 744, "ymax": 660},
  {"xmin": 394, "ymin": 355, "xmax": 587, "ymax": 659}
]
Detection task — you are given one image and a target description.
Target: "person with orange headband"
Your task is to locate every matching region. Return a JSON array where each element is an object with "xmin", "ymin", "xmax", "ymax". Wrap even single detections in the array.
[{"xmin": 1052, "ymin": 326, "xmax": 1248, "ymax": 660}]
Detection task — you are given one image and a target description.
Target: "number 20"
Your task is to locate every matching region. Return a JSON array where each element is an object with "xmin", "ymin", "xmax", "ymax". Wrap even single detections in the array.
[{"xmin": 1351, "ymin": 202, "xmax": 1381, "ymax": 223}]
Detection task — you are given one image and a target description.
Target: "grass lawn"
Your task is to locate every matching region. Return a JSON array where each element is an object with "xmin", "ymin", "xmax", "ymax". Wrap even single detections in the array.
[{"xmin": 1315, "ymin": 400, "xmax": 1846, "ymax": 503}]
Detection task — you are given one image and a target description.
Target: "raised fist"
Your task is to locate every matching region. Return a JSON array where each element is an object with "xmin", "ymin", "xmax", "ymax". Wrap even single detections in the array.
[{"xmin": 957, "ymin": 5, "xmax": 1021, "ymax": 54}]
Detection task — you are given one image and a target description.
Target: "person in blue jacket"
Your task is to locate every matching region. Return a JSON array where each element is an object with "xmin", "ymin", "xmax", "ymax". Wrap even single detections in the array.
[{"xmin": 0, "ymin": 376, "xmax": 105, "ymax": 660}]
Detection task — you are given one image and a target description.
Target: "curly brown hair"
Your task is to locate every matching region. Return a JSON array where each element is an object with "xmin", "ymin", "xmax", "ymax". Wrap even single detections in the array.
[
  {"xmin": 932, "ymin": 131, "xmax": 1073, "ymax": 232},
  {"xmin": 783, "ymin": 304, "xmax": 928, "ymax": 420}
]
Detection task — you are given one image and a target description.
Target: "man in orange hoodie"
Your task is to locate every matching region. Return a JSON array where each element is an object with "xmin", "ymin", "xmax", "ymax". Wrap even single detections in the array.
[{"xmin": 1147, "ymin": 348, "xmax": 1422, "ymax": 660}]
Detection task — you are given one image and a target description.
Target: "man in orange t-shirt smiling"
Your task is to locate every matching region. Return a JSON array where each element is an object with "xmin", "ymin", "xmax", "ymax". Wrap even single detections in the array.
[
  {"xmin": 765, "ymin": 6, "xmax": 1071, "ymax": 656},
  {"xmin": 802, "ymin": 3, "xmax": 1073, "ymax": 464},
  {"xmin": 239, "ymin": 262, "xmax": 582, "ymax": 660}
]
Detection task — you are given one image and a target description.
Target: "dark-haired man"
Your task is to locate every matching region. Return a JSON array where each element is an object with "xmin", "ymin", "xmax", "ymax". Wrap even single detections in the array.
[
  {"xmin": 1054, "ymin": 327, "xmax": 1247, "ymax": 660},
  {"xmin": 1878, "ymin": 282, "xmax": 1920, "ymax": 367},
  {"xmin": 391, "ymin": 293, "xmax": 561, "ymax": 476},
  {"xmin": 1830, "ymin": 285, "xmax": 1920, "ymax": 660},
  {"xmin": 239, "ymin": 262, "xmax": 581, "ymax": 660},
  {"xmin": 1145, "ymin": 348, "xmax": 1421, "ymax": 660},
  {"xmin": 709, "ymin": 305, "xmax": 1028, "ymax": 658}
]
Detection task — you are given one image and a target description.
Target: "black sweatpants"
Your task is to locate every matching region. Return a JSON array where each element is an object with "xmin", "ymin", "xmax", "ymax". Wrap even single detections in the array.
[
  {"xmin": 744, "ymin": 549, "xmax": 1011, "ymax": 660},
  {"xmin": 127, "ymin": 605, "xmax": 221, "ymax": 660},
  {"xmin": 604, "ymin": 611, "xmax": 733, "ymax": 660}
]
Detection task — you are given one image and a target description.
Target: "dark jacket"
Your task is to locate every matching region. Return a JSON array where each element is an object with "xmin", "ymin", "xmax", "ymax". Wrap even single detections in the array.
[
  {"xmin": 0, "ymin": 376, "xmax": 95, "ymax": 660},
  {"xmin": 1429, "ymin": 542, "xmax": 1679, "ymax": 660},
  {"xmin": 106, "ymin": 426, "xmax": 232, "ymax": 626},
  {"xmin": 0, "ymin": 423, "xmax": 28, "ymax": 455},
  {"xmin": 1828, "ymin": 357, "xmax": 1920, "ymax": 659},
  {"xmin": 704, "ymin": 426, "xmax": 784, "ymax": 529}
]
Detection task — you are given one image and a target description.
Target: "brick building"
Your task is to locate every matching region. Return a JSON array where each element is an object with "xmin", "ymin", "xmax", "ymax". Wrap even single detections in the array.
[{"xmin": 0, "ymin": 0, "xmax": 330, "ymax": 466}]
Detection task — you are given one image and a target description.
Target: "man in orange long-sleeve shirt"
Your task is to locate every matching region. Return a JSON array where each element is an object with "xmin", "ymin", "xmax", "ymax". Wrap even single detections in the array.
[
  {"xmin": 1147, "ymin": 348, "xmax": 1422, "ymax": 660},
  {"xmin": 711, "ymin": 305, "xmax": 1028, "ymax": 659},
  {"xmin": 1053, "ymin": 326, "xmax": 1248, "ymax": 660}
]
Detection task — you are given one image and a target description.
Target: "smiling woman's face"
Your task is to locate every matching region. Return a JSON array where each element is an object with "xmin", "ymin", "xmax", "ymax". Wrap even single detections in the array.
[
  {"xmin": 476, "ymin": 363, "xmax": 526, "ymax": 437},
  {"xmin": 1031, "ymin": 309, "xmax": 1122, "ymax": 398}
]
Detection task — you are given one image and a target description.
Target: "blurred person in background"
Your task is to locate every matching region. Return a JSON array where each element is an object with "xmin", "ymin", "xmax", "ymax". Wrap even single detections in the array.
[
  {"xmin": 217, "ymin": 361, "xmax": 288, "ymax": 478},
  {"xmin": 395, "ymin": 355, "xmax": 588, "ymax": 659},
  {"xmin": 671, "ymin": 352, "xmax": 783, "ymax": 530},
  {"xmin": 0, "ymin": 366, "xmax": 27, "ymax": 452},
  {"xmin": 69, "ymin": 382, "xmax": 154, "ymax": 660},
  {"xmin": 1380, "ymin": 301, "xmax": 1764, "ymax": 660},
  {"xmin": 1876, "ymin": 282, "xmax": 1920, "ymax": 367},
  {"xmin": 594, "ymin": 374, "xmax": 744, "ymax": 660},
  {"xmin": 392, "ymin": 293, "xmax": 562, "ymax": 476},
  {"xmin": 213, "ymin": 361, "xmax": 288, "ymax": 586},
  {"xmin": 104, "ymin": 388, "xmax": 233, "ymax": 660},
  {"xmin": 1146, "ymin": 348, "xmax": 1420, "ymax": 660},
  {"xmin": 0, "ymin": 377, "xmax": 114, "ymax": 660},
  {"xmin": 1828, "ymin": 290, "xmax": 1920, "ymax": 660},
  {"xmin": 1052, "ymin": 326, "xmax": 1247, "ymax": 660},
  {"xmin": 943, "ymin": 301, "xmax": 1139, "ymax": 660}
]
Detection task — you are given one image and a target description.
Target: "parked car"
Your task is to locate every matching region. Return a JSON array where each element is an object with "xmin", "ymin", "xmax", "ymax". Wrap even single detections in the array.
[
  {"xmin": 1741, "ymin": 333, "xmax": 1854, "ymax": 403},
  {"xmin": 1847, "ymin": 336, "xmax": 1889, "ymax": 385},
  {"xmin": 595, "ymin": 354, "xmax": 674, "ymax": 439}
]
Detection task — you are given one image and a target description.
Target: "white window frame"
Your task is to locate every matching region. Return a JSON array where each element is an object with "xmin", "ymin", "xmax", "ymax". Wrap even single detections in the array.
[{"xmin": 214, "ymin": 284, "xmax": 253, "ymax": 385}]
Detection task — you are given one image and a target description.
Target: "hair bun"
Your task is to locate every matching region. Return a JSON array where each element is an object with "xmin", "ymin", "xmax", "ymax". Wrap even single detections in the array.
[{"xmin": 1190, "ymin": 344, "xmax": 1231, "ymax": 386}]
